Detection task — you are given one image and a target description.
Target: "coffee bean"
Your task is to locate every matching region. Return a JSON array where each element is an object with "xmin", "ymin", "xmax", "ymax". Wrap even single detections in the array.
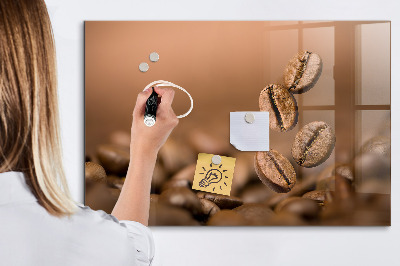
[
  {"xmin": 266, "ymin": 212, "xmax": 307, "ymax": 226},
  {"xmin": 106, "ymin": 175, "xmax": 125, "ymax": 190},
  {"xmin": 275, "ymin": 197, "xmax": 319, "ymax": 220},
  {"xmin": 159, "ymin": 139, "xmax": 195, "ymax": 174},
  {"xmin": 85, "ymin": 162, "xmax": 107, "ymax": 183},
  {"xmin": 302, "ymin": 190, "xmax": 327, "ymax": 205},
  {"xmin": 292, "ymin": 121, "xmax": 335, "ymax": 168},
  {"xmin": 333, "ymin": 164, "xmax": 354, "ymax": 182},
  {"xmin": 187, "ymin": 130, "xmax": 231, "ymax": 155},
  {"xmin": 240, "ymin": 184, "xmax": 277, "ymax": 204},
  {"xmin": 149, "ymin": 202, "xmax": 200, "ymax": 226},
  {"xmin": 284, "ymin": 50, "xmax": 322, "ymax": 94},
  {"xmin": 150, "ymin": 163, "xmax": 167, "ymax": 193},
  {"xmin": 259, "ymin": 84, "xmax": 298, "ymax": 132},
  {"xmin": 96, "ymin": 144, "xmax": 130, "ymax": 175},
  {"xmin": 199, "ymin": 199, "xmax": 220, "ymax": 218},
  {"xmin": 264, "ymin": 176, "xmax": 317, "ymax": 208},
  {"xmin": 254, "ymin": 149, "xmax": 296, "ymax": 193},
  {"xmin": 207, "ymin": 210, "xmax": 249, "ymax": 226},
  {"xmin": 233, "ymin": 203, "xmax": 274, "ymax": 225},
  {"xmin": 171, "ymin": 164, "xmax": 196, "ymax": 183},
  {"xmin": 85, "ymin": 183, "xmax": 120, "ymax": 214},
  {"xmin": 161, "ymin": 179, "xmax": 191, "ymax": 192},
  {"xmin": 109, "ymin": 130, "xmax": 131, "ymax": 148},
  {"xmin": 159, "ymin": 187, "xmax": 202, "ymax": 216},
  {"xmin": 197, "ymin": 192, "xmax": 243, "ymax": 209}
]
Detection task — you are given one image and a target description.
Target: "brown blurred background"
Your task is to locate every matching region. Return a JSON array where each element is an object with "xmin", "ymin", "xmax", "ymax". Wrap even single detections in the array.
[{"xmin": 85, "ymin": 21, "xmax": 390, "ymax": 225}]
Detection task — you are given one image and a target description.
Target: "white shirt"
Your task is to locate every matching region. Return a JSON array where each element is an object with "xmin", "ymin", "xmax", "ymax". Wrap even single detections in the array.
[{"xmin": 0, "ymin": 171, "xmax": 155, "ymax": 266}]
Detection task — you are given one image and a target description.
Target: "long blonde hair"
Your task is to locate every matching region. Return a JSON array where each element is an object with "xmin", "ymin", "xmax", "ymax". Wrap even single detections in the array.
[{"xmin": 0, "ymin": 0, "xmax": 76, "ymax": 216}]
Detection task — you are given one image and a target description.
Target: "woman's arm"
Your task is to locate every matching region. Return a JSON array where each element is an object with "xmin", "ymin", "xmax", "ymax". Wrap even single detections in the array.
[{"xmin": 112, "ymin": 87, "xmax": 179, "ymax": 225}]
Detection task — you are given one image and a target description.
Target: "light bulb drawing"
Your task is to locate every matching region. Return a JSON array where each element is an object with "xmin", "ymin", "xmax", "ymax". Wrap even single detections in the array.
[{"xmin": 198, "ymin": 163, "xmax": 229, "ymax": 192}]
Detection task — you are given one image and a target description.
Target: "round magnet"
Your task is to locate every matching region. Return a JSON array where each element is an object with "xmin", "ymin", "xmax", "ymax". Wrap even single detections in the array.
[
  {"xmin": 211, "ymin": 155, "xmax": 222, "ymax": 165},
  {"xmin": 139, "ymin": 62, "xmax": 149, "ymax": 72},
  {"xmin": 244, "ymin": 113, "xmax": 255, "ymax": 124},
  {"xmin": 149, "ymin": 52, "xmax": 159, "ymax": 62}
]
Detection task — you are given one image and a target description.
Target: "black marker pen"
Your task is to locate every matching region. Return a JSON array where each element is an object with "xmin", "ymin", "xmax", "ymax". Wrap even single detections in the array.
[{"xmin": 144, "ymin": 87, "xmax": 158, "ymax": 127}]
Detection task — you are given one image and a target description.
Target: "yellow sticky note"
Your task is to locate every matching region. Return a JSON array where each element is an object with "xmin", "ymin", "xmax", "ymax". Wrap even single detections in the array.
[{"xmin": 192, "ymin": 153, "xmax": 236, "ymax": 196}]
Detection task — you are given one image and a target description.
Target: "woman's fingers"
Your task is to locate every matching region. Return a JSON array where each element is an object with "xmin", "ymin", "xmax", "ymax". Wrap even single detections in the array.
[
  {"xmin": 155, "ymin": 87, "xmax": 175, "ymax": 107},
  {"xmin": 133, "ymin": 88, "xmax": 152, "ymax": 117}
]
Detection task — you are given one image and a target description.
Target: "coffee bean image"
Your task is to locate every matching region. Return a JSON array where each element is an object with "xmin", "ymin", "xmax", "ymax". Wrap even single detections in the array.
[
  {"xmin": 106, "ymin": 175, "xmax": 125, "ymax": 190},
  {"xmin": 159, "ymin": 187, "xmax": 202, "ymax": 216},
  {"xmin": 197, "ymin": 192, "xmax": 243, "ymax": 209},
  {"xmin": 96, "ymin": 144, "xmax": 130, "ymax": 175},
  {"xmin": 85, "ymin": 162, "xmax": 107, "ymax": 183},
  {"xmin": 259, "ymin": 84, "xmax": 298, "ymax": 132},
  {"xmin": 158, "ymin": 139, "xmax": 195, "ymax": 174},
  {"xmin": 207, "ymin": 210, "xmax": 249, "ymax": 226},
  {"xmin": 149, "ymin": 202, "xmax": 199, "ymax": 226},
  {"xmin": 171, "ymin": 164, "xmax": 196, "ymax": 183},
  {"xmin": 240, "ymin": 184, "xmax": 277, "ymax": 204},
  {"xmin": 292, "ymin": 121, "xmax": 335, "ymax": 168},
  {"xmin": 161, "ymin": 179, "xmax": 191, "ymax": 192},
  {"xmin": 150, "ymin": 163, "xmax": 167, "ymax": 193},
  {"xmin": 233, "ymin": 203, "xmax": 274, "ymax": 225},
  {"xmin": 302, "ymin": 190, "xmax": 327, "ymax": 205},
  {"xmin": 266, "ymin": 212, "xmax": 307, "ymax": 226},
  {"xmin": 254, "ymin": 150, "xmax": 296, "ymax": 193},
  {"xmin": 284, "ymin": 50, "xmax": 322, "ymax": 94},
  {"xmin": 199, "ymin": 199, "xmax": 220, "ymax": 218},
  {"xmin": 275, "ymin": 197, "xmax": 319, "ymax": 220}
]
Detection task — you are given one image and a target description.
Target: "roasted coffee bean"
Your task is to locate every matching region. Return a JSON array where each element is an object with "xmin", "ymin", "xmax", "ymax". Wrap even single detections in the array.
[
  {"xmin": 199, "ymin": 199, "xmax": 220, "ymax": 217},
  {"xmin": 334, "ymin": 175, "xmax": 354, "ymax": 202},
  {"xmin": 254, "ymin": 149, "xmax": 296, "ymax": 193},
  {"xmin": 266, "ymin": 212, "xmax": 307, "ymax": 226},
  {"xmin": 259, "ymin": 84, "xmax": 298, "ymax": 132},
  {"xmin": 275, "ymin": 197, "xmax": 319, "ymax": 220},
  {"xmin": 85, "ymin": 183, "xmax": 120, "ymax": 214},
  {"xmin": 106, "ymin": 175, "xmax": 125, "ymax": 190},
  {"xmin": 96, "ymin": 144, "xmax": 130, "ymax": 175},
  {"xmin": 171, "ymin": 164, "xmax": 196, "ymax": 183},
  {"xmin": 264, "ymin": 176, "xmax": 317, "ymax": 208},
  {"xmin": 233, "ymin": 203, "xmax": 274, "ymax": 225},
  {"xmin": 161, "ymin": 179, "xmax": 191, "ymax": 192},
  {"xmin": 159, "ymin": 187, "xmax": 202, "ymax": 216},
  {"xmin": 109, "ymin": 130, "xmax": 131, "ymax": 148},
  {"xmin": 188, "ymin": 130, "xmax": 230, "ymax": 155},
  {"xmin": 302, "ymin": 190, "xmax": 327, "ymax": 205},
  {"xmin": 333, "ymin": 164, "xmax": 354, "ymax": 182},
  {"xmin": 360, "ymin": 136, "xmax": 390, "ymax": 156},
  {"xmin": 207, "ymin": 210, "xmax": 249, "ymax": 226},
  {"xmin": 284, "ymin": 50, "xmax": 322, "ymax": 94},
  {"xmin": 150, "ymin": 163, "xmax": 167, "ymax": 193},
  {"xmin": 292, "ymin": 121, "xmax": 335, "ymax": 168},
  {"xmin": 149, "ymin": 202, "xmax": 200, "ymax": 226},
  {"xmin": 158, "ymin": 139, "xmax": 195, "ymax": 174},
  {"xmin": 197, "ymin": 192, "xmax": 243, "ymax": 209},
  {"xmin": 240, "ymin": 184, "xmax": 277, "ymax": 204},
  {"xmin": 85, "ymin": 162, "xmax": 107, "ymax": 183}
]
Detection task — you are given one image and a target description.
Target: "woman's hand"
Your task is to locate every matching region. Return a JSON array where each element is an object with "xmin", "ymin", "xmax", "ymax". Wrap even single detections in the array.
[
  {"xmin": 112, "ymin": 87, "xmax": 178, "ymax": 225},
  {"xmin": 130, "ymin": 86, "xmax": 179, "ymax": 156}
]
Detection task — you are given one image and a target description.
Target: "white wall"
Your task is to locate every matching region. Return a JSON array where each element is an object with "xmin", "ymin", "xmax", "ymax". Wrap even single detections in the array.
[{"xmin": 48, "ymin": 0, "xmax": 400, "ymax": 265}]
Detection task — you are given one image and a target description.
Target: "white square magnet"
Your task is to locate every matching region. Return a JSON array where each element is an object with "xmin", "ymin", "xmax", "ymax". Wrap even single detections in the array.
[{"xmin": 230, "ymin": 111, "xmax": 269, "ymax": 151}]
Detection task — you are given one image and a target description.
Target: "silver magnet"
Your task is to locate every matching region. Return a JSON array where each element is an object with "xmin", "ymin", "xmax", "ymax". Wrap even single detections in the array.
[
  {"xmin": 211, "ymin": 155, "xmax": 222, "ymax": 165},
  {"xmin": 244, "ymin": 112, "xmax": 255, "ymax": 124},
  {"xmin": 149, "ymin": 52, "xmax": 159, "ymax": 62},
  {"xmin": 139, "ymin": 62, "xmax": 149, "ymax": 72}
]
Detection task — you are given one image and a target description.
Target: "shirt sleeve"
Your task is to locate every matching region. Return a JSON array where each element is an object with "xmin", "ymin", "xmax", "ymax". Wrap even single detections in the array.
[{"xmin": 119, "ymin": 220, "xmax": 155, "ymax": 265}]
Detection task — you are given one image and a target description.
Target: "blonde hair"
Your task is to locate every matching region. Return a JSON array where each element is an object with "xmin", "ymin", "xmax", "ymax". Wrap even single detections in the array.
[{"xmin": 0, "ymin": 0, "xmax": 76, "ymax": 216}]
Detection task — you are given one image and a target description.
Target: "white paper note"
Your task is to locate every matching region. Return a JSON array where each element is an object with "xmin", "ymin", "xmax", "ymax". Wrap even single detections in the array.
[{"xmin": 230, "ymin": 111, "xmax": 269, "ymax": 151}]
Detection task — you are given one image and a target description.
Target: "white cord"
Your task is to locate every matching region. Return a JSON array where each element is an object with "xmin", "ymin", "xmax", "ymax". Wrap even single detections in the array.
[{"xmin": 143, "ymin": 80, "xmax": 193, "ymax": 119}]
